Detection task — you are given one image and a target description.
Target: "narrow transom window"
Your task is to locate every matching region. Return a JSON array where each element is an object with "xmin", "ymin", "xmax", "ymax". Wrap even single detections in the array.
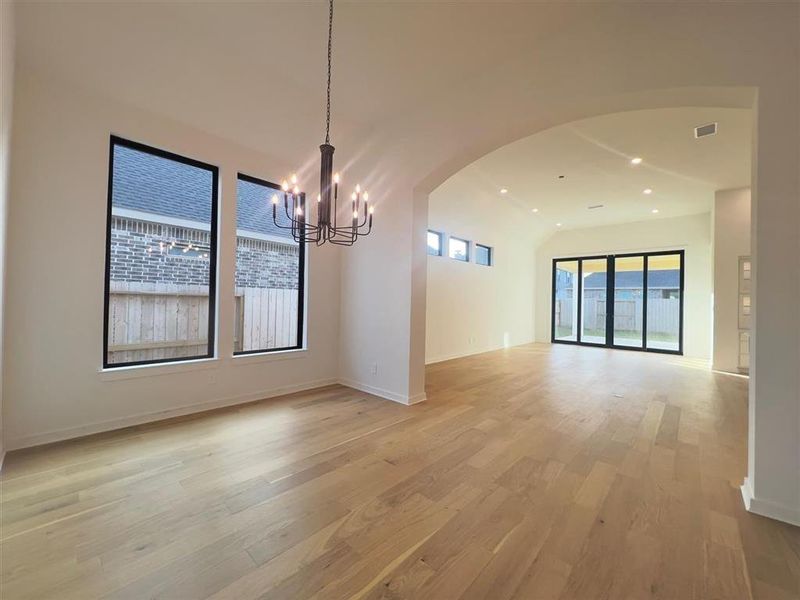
[
  {"xmin": 448, "ymin": 237, "xmax": 469, "ymax": 262},
  {"xmin": 427, "ymin": 230, "xmax": 443, "ymax": 256},
  {"xmin": 476, "ymin": 244, "xmax": 492, "ymax": 266}
]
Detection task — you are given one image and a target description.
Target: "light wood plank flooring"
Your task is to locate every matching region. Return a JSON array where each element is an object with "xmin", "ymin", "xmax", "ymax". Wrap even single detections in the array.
[{"xmin": 1, "ymin": 344, "xmax": 798, "ymax": 599}]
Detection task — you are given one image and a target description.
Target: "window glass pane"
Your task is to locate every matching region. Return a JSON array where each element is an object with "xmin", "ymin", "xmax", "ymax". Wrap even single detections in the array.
[
  {"xmin": 427, "ymin": 231, "xmax": 442, "ymax": 256},
  {"xmin": 235, "ymin": 176, "xmax": 303, "ymax": 353},
  {"xmin": 448, "ymin": 237, "xmax": 469, "ymax": 261},
  {"xmin": 476, "ymin": 244, "xmax": 492, "ymax": 266},
  {"xmin": 106, "ymin": 139, "xmax": 217, "ymax": 367},
  {"xmin": 646, "ymin": 254, "xmax": 681, "ymax": 351},
  {"xmin": 581, "ymin": 258, "xmax": 607, "ymax": 344},
  {"xmin": 554, "ymin": 260, "xmax": 579, "ymax": 341},
  {"xmin": 613, "ymin": 256, "xmax": 644, "ymax": 348}
]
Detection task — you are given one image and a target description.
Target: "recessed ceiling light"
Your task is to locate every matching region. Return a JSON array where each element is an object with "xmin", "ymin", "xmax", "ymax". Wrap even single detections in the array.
[
  {"xmin": 532, "ymin": 208, "xmax": 539, "ymax": 213},
  {"xmin": 643, "ymin": 188, "xmax": 653, "ymax": 195},
  {"xmin": 556, "ymin": 222, "xmax": 562, "ymax": 227},
  {"xmin": 630, "ymin": 157, "xmax": 643, "ymax": 165},
  {"xmin": 651, "ymin": 208, "xmax": 659, "ymax": 214},
  {"xmin": 500, "ymin": 188, "xmax": 508, "ymax": 194}
]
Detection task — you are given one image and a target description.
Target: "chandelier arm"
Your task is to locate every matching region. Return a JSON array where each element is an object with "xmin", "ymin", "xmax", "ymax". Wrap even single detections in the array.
[
  {"xmin": 333, "ymin": 181, "xmax": 338, "ymax": 229},
  {"xmin": 357, "ymin": 205, "xmax": 369, "ymax": 228},
  {"xmin": 283, "ymin": 194, "xmax": 322, "ymax": 231},
  {"xmin": 327, "ymin": 224, "xmax": 355, "ymax": 242},
  {"xmin": 293, "ymin": 192, "xmax": 307, "ymax": 240},
  {"xmin": 278, "ymin": 207, "xmax": 321, "ymax": 233},
  {"xmin": 282, "ymin": 193, "xmax": 295, "ymax": 221},
  {"xmin": 329, "ymin": 231, "xmax": 357, "ymax": 246},
  {"xmin": 328, "ymin": 236, "xmax": 356, "ymax": 247}
]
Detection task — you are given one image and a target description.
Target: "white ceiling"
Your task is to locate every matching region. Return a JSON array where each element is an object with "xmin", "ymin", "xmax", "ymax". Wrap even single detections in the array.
[
  {"xmin": 15, "ymin": 1, "xmax": 557, "ymax": 160},
  {"xmin": 14, "ymin": 2, "xmax": 753, "ymax": 229},
  {"xmin": 433, "ymin": 107, "xmax": 752, "ymax": 232}
]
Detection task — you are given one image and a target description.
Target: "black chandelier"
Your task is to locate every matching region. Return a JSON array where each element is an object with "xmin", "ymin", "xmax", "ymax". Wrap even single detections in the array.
[{"xmin": 271, "ymin": 0, "xmax": 373, "ymax": 246}]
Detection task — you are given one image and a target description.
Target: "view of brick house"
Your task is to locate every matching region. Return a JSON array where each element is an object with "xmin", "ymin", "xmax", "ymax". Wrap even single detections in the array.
[{"xmin": 107, "ymin": 144, "xmax": 300, "ymax": 364}]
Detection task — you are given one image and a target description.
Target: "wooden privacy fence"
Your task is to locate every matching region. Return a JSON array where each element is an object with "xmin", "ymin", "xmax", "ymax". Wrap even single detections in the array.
[
  {"xmin": 556, "ymin": 298, "xmax": 680, "ymax": 334},
  {"xmin": 233, "ymin": 287, "xmax": 299, "ymax": 352},
  {"xmin": 107, "ymin": 281, "xmax": 297, "ymax": 364}
]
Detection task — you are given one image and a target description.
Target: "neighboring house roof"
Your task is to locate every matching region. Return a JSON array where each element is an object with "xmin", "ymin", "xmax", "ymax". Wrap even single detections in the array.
[
  {"xmin": 236, "ymin": 177, "xmax": 294, "ymax": 239},
  {"xmin": 584, "ymin": 270, "xmax": 680, "ymax": 289},
  {"xmin": 112, "ymin": 144, "xmax": 293, "ymax": 239}
]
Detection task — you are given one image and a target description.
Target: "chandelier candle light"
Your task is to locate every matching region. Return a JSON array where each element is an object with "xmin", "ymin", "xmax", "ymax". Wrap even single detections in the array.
[{"xmin": 271, "ymin": 0, "xmax": 374, "ymax": 246}]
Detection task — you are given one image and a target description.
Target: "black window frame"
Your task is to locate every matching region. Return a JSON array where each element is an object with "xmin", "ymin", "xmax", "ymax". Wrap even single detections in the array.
[
  {"xmin": 427, "ymin": 229, "xmax": 444, "ymax": 256},
  {"xmin": 103, "ymin": 135, "xmax": 220, "ymax": 369},
  {"xmin": 233, "ymin": 173, "xmax": 306, "ymax": 356},
  {"xmin": 550, "ymin": 249, "xmax": 685, "ymax": 356},
  {"xmin": 448, "ymin": 236, "xmax": 470, "ymax": 262},
  {"xmin": 475, "ymin": 243, "xmax": 493, "ymax": 266}
]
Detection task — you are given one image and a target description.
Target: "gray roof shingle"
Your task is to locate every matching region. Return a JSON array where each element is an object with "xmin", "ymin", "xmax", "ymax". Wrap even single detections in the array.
[
  {"xmin": 112, "ymin": 144, "xmax": 293, "ymax": 239},
  {"xmin": 584, "ymin": 270, "xmax": 679, "ymax": 288}
]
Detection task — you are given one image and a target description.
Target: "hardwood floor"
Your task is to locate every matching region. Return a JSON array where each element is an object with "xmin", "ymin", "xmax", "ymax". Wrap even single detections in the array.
[{"xmin": 1, "ymin": 343, "xmax": 798, "ymax": 599}]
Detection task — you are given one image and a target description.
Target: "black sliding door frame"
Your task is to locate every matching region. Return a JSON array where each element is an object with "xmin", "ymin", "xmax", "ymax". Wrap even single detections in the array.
[
  {"xmin": 551, "ymin": 250, "xmax": 685, "ymax": 355},
  {"xmin": 551, "ymin": 258, "xmax": 581, "ymax": 346}
]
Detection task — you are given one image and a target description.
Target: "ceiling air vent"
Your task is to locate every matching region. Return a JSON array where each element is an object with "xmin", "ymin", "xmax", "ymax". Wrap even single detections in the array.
[
  {"xmin": 587, "ymin": 204, "xmax": 604, "ymax": 210},
  {"xmin": 695, "ymin": 122, "xmax": 718, "ymax": 138}
]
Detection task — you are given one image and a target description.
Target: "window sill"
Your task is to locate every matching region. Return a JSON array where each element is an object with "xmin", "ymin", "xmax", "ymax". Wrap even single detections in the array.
[
  {"xmin": 231, "ymin": 348, "xmax": 308, "ymax": 366},
  {"xmin": 98, "ymin": 357, "xmax": 219, "ymax": 381}
]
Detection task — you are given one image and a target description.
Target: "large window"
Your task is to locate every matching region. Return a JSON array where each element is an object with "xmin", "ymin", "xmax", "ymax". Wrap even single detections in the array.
[
  {"xmin": 104, "ymin": 137, "xmax": 218, "ymax": 368},
  {"xmin": 448, "ymin": 236, "xmax": 469, "ymax": 261},
  {"xmin": 234, "ymin": 175, "xmax": 304, "ymax": 354},
  {"xmin": 551, "ymin": 251, "xmax": 684, "ymax": 354}
]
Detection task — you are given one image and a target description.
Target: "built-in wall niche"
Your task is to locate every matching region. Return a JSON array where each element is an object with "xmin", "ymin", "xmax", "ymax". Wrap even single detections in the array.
[{"xmin": 738, "ymin": 256, "xmax": 751, "ymax": 372}]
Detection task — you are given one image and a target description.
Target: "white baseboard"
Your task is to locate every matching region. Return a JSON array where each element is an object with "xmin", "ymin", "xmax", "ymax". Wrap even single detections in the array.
[
  {"xmin": 337, "ymin": 378, "xmax": 427, "ymax": 406},
  {"xmin": 426, "ymin": 341, "xmax": 527, "ymax": 365},
  {"xmin": 5, "ymin": 377, "xmax": 338, "ymax": 451},
  {"xmin": 5, "ymin": 375, "xmax": 428, "ymax": 452},
  {"xmin": 741, "ymin": 477, "xmax": 800, "ymax": 527}
]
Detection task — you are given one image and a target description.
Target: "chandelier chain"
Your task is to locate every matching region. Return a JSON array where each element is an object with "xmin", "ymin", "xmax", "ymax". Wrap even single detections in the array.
[
  {"xmin": 271, "ymin": 0, "xmax": 373, "ymax": 246},
  {"xmin": 325, "ymin": 0, "xmax": 333, "ymax": 144}
]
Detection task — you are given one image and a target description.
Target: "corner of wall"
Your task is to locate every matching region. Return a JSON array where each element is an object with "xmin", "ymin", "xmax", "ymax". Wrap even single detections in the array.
[{"xmin": 0, "ymin": 0, "xmax": 17, "ymax": 466}]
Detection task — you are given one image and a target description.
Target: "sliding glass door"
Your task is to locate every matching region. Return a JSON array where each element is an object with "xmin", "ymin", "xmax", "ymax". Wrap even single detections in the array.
[
  {"xmin": 581, "ymin": 258, "xmax": 607, "ymax": 345},
  {"xmin": 551, "ymin": 251, "xmax": 684, "ymax": 354},
  {"xmin": 553, "ymin": 260, "xmax": 579, "ymax": 342},
  {"xmin": 613, "ymin": 256, "xmax": 644, "ymax": 348},
  {"xmin": 645, "ymin": 253, "xmax": 682, "ymax": 352}
]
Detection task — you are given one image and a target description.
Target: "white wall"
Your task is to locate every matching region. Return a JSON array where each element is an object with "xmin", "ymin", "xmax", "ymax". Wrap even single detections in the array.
[
  {"xmin": 713, "ymin": 188, "xmax": 751, "ymax": 373},
  {"xmin": 342, "ymin": 3, "xmax": 798, "ymax": 522},
  {"xmin": 3, "ymin": 71, "xmax": 341, "ymax": 449},
  {"xmin": 4, "ymin": 3, "xmax": 799, "ymax": 523},
  {"xmin": 425, "ymin": 178, "xmax": 540, "ymax": 364},
  {"xmin": 535, "ymin": 213, "xmax": 713, "ymax": 359},
  {"xmin": 0, "ymin": 0, "xmax": 15, "ymax": 461}
]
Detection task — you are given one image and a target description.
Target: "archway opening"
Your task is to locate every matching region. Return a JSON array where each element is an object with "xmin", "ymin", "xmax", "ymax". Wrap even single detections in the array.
[{"xmin": 423, "ymin": 106, "xmax": 752, "ymax": 372}]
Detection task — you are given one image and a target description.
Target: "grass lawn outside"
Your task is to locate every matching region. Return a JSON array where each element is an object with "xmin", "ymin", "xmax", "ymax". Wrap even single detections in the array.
[{"xmin": 555, "ymin": 325, "xmax": 678, "ymax": 343}]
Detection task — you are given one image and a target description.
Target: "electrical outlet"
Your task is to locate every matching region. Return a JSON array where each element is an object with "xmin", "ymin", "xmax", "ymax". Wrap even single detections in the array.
[{"xmin": 371, "ymin": 362, "xmax": 378, "ymax": 375}]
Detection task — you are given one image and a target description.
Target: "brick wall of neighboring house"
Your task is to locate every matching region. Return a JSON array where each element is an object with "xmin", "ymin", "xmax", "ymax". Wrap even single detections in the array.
[{"xmin": 109, "ymin": 217, "xmax": 300, "ymax": 289}]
